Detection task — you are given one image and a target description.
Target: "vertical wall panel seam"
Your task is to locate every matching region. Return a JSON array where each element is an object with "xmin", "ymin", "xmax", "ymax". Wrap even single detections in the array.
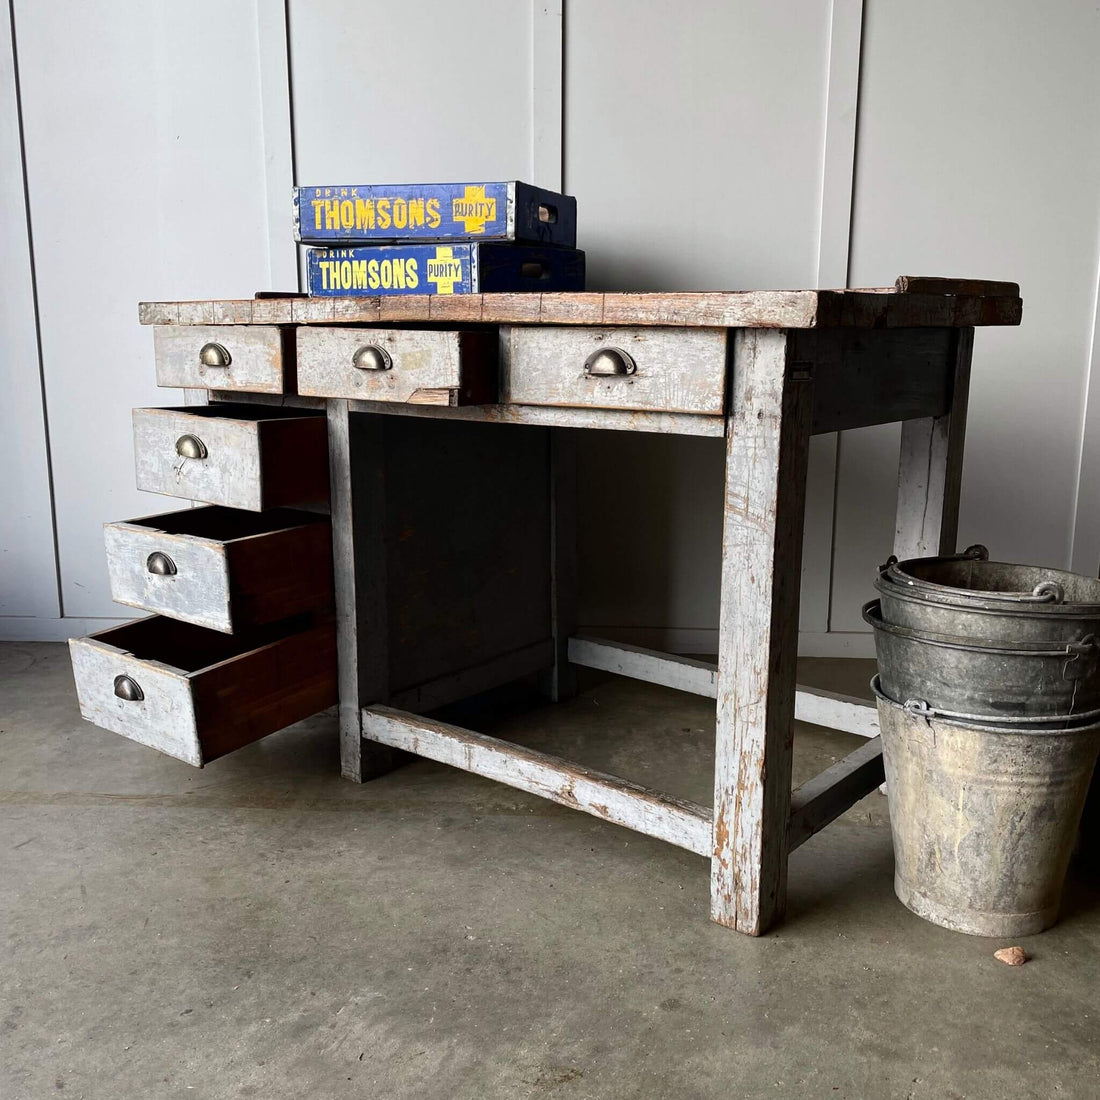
[
  {"xmin": 282, "ymin": 0, "xmax": 298, "ymax": 192},
  {"xmin": 843, "ymin": 1, "xmax": 866, "ymax": 288},
  {"xmin": 807, "ymin": 0, "xmax": 865, "ymax": 636},
  {"xmin": 254, "ymin": 1, "xmax": 272, "ymax": 288},
  {"xmin": 1067, "ymin": 211, "xmax": 1100, "ymax": 575},
  {"xmin": 827, "ymin": 0, "xmax": 866, "ymax": 631},
  {"xmin": 815, "ymin": 0, "xmax": 864, "ymax": 286},
  {"xmin": 7, "ymin": 0, "xmax": 63, "ymax": 618},
  {"xmin": 283, "ymin": 0, "xmax": 307, "ymax": 293},
  {"xmin": 283, "ymin": 0, "xmax": 299, "ymax": 293},
  {"xmin": 531, "ymin": 0, "xmax": 563, "ymax": 192},
  {"xmin": 559, "ymin": 0, "xmax": 566, "ymax": 191},
  {"xmin": 257, "ymin": 0, "xmax": 299, "ymax": 292}
]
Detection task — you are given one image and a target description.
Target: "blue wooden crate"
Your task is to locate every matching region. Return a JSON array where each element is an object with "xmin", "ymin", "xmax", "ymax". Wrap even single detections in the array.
[
  {"xmin": 294, "ymin": 182, "xmax": 576, "ymax": 246},
  {"xmin": 307, "ymin": 244, "xmax": 585, "ymax": 297}
]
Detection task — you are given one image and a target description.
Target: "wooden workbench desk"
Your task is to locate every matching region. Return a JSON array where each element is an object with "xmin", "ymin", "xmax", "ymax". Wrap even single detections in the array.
[{"xmin": 136, "ymin": 277, "xmax": 1022, "ymax": 935}]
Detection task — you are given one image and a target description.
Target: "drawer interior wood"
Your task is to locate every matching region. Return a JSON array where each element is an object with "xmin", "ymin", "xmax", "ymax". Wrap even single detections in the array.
[
  {"xmin": 121, "ymin": 505, "xmax": 327, "ymax": 541},
  {"xmin": 148, "ymin": 403, "xmax": 322, "ymax": 424},
  {"xmin": 95, "ymin": 614, "xmax": 277, "ymax": 671}
]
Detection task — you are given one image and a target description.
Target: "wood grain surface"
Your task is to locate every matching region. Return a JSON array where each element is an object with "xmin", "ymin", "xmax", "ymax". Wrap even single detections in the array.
[{"xmin": 139, "ymin": 284, "xmax": 1023, "ymax": 330}]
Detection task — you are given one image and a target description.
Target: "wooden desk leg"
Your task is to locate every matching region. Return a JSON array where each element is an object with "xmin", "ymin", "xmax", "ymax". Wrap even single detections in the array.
[
  {"xmin": 711, "ymin": 330, "xmax": 812, "ymax": 935},
  {"xmin": 894, "ymin": 327, "xmax": 974, "ymax": 558},
  {"xmin": 542, "ymin": 428, "xmax": 578, "ymax": 703},
  {"xmin": 328, "ymin": 400, "xmax": 400, "ymax": 783}
]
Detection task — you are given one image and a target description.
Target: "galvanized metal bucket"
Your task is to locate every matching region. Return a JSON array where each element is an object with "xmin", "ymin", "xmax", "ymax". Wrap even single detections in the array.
[
  {"xmin": 864, "ymin": 600, "xmax": 1100, "ymax": 724},
  {"xmin": 873, "ymin": 678, "xmax": 1100, "ymax": 936},
  {"xmin": 876, "ymin": 545, "xmax": 1100, "ymax": 645}
]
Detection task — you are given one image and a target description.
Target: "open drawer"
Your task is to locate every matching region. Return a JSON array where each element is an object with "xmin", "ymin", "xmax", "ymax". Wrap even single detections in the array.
[
  {"xmin": 104, "ymin": 506, "xmax": 333, "ymax": 633},
  {"xmin": 69, "ymin": 615, "xmax": 337, "ymax": 766},
  {"xmin": 296, "ymin": 326, "xmax": 497, "ymax": 406},
  {"xmin": 132, "ymin": 403, "xmax": 329, "ymax": 511}
]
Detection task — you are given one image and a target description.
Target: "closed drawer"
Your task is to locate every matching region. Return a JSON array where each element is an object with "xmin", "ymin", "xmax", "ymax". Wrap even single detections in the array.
[
  {"xmin": 297, "ymin": 327, "xmax": 497, "ymax": 406},
  {"xmin": 105, "ymin": 506, "xmax": 333, "ymax": 633},
  {"xmin": 153, "ymin": 325, "xmax": 293, "ymax": 393},
  {"xmin": 132, "ymin": 403, "xmax": 328, "ymax": 511},
  {"xmin": 69, "ymin": 615, "xmax": 337, "ymax": 767},
  {"xmin": 503, "ymin": 326, "xmax": 728, "ymax": 415}
]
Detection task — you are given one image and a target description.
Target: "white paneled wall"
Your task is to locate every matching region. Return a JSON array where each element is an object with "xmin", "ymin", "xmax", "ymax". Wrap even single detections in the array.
[
  {"xmin": 565, "ymin": 1, "xmax": 831, "ymax": 294},
  {"xmin": 289, "ymin": 1, "xmax": 535, "ymax": 183},
  {"xmin": 564, "ymin": 0, "xmax": 834, "ymax": 648},
  {"xmin": 3, "ymin": 0, "xmax": 1099, "ymax": 654},
  {"xmin": 833, "ymin": 0, "xmax": 1100, "ymax": 630},
  {"xmin": 0, "ymin": 1, "xmax": 56, "ymax": 622},
  {"xmin": 3, "ymin": 1, "xmax": 281, "ymax": 637}
]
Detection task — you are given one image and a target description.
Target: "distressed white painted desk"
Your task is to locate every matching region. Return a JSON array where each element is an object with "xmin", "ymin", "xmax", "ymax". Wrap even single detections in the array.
[{"xmin": 136, "ymin": 278, "xmax": 1022, "ymax": 935}]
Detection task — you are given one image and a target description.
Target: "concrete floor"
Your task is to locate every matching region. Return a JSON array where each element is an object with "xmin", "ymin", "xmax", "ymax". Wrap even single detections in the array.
[{"xmin": 2, "ymin": 642, "xmax": 1099, "ymax": 1099}]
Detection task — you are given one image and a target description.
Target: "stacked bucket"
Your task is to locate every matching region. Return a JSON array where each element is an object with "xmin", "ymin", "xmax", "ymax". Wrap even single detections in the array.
[{"xmin": 864, "ymin": 545, "xmax": 1100, "ymax": 936}]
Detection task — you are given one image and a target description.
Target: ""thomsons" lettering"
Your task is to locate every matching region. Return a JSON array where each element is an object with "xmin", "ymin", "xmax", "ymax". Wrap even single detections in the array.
[
  {"xmin": 317, "ymin": 257, "xmax": 420, "ymax": 291},
  {"xmin": 310, "ymin": 197, "xmax": 442, "ymax": 233}
]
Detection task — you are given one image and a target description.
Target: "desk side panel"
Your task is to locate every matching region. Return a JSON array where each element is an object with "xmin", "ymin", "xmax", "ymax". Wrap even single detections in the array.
[
  {"xmin": 381, "ymin": 416, "xmax": 553, "ymax": 696},
  {"xmin": 799, "ymin": 326, "xmax": 955, "ymax": 434}
]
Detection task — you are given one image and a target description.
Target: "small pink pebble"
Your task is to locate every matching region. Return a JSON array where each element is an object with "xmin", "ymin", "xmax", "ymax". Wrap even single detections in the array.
[{"xmin": 994, "ymin": 946, "xmax": 1029, "ymax": 966}]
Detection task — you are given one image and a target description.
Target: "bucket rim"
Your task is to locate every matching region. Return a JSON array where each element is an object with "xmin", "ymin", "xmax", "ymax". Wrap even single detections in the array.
[
  {"xmin": 877, "ymin": 554, "xmax": 1100, "ymax": 616},
  {"xmin": 874, "ymin": 571, "xmax": 1100, "ymax": 619},
  {"xmin": 862, "ymin": 600, "xmax": 1098, "ymax": 657},
  {"xmin": 870, "ymin": 675, "xmax": 1100, "ymax": 733}
]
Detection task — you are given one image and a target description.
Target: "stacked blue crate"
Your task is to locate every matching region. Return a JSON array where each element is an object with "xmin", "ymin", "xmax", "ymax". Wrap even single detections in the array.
[{"xmin": 294, "ymin": 181, "xmax": 584, "ymax": 297}]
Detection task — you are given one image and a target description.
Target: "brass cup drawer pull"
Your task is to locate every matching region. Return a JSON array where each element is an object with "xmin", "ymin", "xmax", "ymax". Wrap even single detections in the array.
[
  {"xmin": 175, "ymin": 434, "xmax": 207, "ymax": 460},
  {"xmin": 352, "ymin": 344, "xmax": 392, "ymax": 372},
  {"xmin": 113, "ymin": 675, "xmax": 144, "ymax": 702},
  {"xmin": 198, "ymin": 342, "xmax": 231, "ymax": 368},
  {"xmin": 584, "ymin": 347, "xmax": 636, "ymax": 377},
  {"xmin": 146, "ymin": 552, "xmax": 177, "ymax": 576}
]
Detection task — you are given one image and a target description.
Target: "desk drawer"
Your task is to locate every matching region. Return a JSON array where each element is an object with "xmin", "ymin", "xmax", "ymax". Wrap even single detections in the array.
[
  {"xmin": 153, "ymin": 325, "xmax": 292, "ymax": 393},
  {"xmin": 70, "ymin": 616, "xmax": 337, "ymax": 767},
  {"xmin": 503, "ymin": 326, "xmax": 728, "ymax": 415},
  {"xmin": 132, "ymin": 403, "xmax": 328, "ymax": 511},
  {"xmin": 297, "ymin": 327, "xmax": 497, "ymax": 405},
  {"xmin": 105, "ymin": 506, "xmax": 333, "ymax": 633}
]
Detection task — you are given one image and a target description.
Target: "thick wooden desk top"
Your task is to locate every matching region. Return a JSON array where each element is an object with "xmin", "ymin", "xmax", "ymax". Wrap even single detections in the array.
[{"xmin": 139, "ymin": 277, "xmax": 1022, "ymax": 330}]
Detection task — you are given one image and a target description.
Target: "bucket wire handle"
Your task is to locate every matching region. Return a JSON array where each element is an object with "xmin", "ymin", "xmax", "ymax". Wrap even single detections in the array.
[
  {"xmin": 880, "ymin": 545, "xmax": 987, "ymax": 574},
  {"xmin": 903, "ymin": 698, "xmax": 936, "ymax": 726},
  {"xmin": 1019, "ymin": 580, "xmax": 1065, "ymax": 604},
  {"xmin": 1063, "ymin": 634, "xmax": 1099, "ymax": 681}
]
